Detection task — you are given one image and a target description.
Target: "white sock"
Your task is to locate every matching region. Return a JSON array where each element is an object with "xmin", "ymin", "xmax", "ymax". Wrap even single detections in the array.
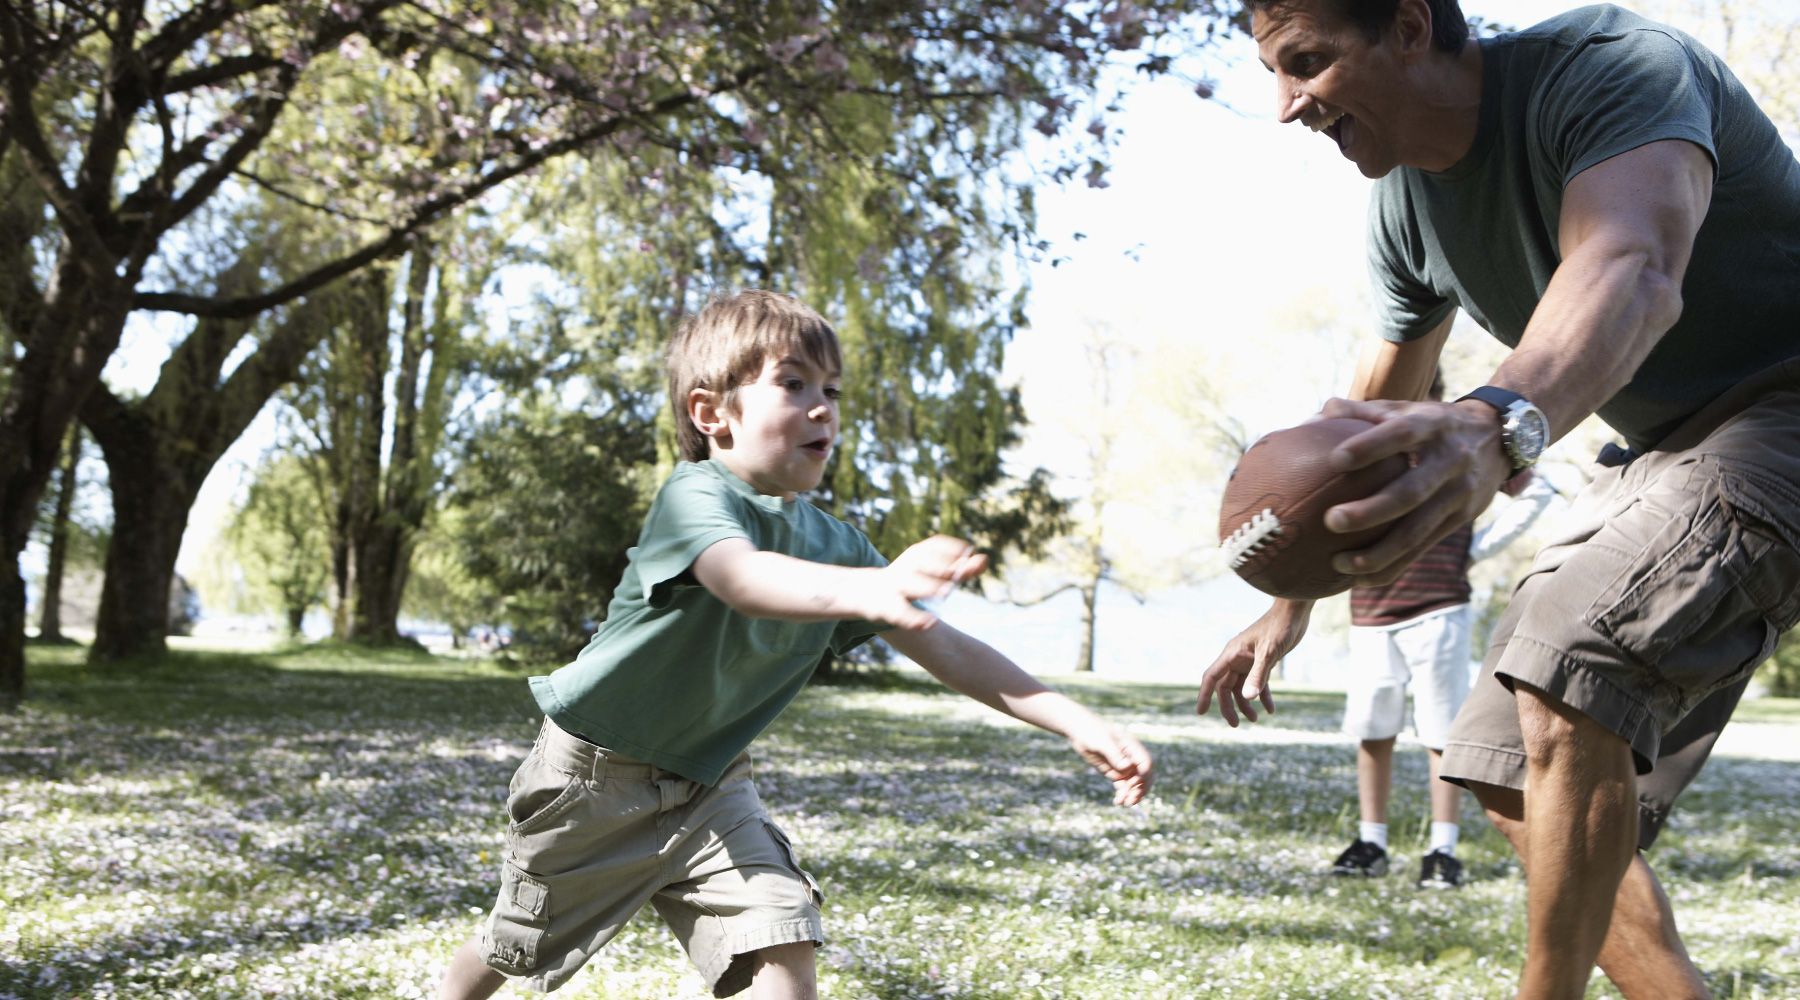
[
  {"xmin": 1359, "ymin": 822, "xmax": 1388, "ymax": 850},
  {"xmin": 1429, "ymin": 821, "xmax": 1460, "ymax": 856}
]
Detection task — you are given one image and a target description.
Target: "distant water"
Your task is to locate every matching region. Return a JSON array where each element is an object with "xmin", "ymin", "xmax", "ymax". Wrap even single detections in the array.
[{"xmin": 916, "ymin": 575, "xmax": 1358, "ymax": 688}]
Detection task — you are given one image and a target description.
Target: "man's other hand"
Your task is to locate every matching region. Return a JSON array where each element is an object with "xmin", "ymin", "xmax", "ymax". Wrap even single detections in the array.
[{"xmin": 1313, "ymin": 396, "xmax": 1513, "ymax": 584}]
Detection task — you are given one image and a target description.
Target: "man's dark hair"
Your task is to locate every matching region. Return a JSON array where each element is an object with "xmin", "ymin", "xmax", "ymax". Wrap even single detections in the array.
[{"xmin": 1245, "ymin": 0, "xmax": 1470, "ymax": 53}]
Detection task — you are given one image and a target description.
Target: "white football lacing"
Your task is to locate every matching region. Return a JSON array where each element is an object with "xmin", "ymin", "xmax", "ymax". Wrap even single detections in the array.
[{"xmin": 1221, "ymin": 509, "xmax": 1282, "ymax": 568}]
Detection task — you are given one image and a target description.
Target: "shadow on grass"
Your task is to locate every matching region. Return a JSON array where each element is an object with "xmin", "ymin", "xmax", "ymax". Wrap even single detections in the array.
[{"xmin": 18, "ymin": 643, "xmax": 541, "ymax": 729}]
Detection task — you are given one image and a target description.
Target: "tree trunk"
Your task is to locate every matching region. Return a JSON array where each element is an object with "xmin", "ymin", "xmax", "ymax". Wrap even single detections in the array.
[
  {"xmin": 37, "ymin": 427, "xmax": 81, "ymax": 643},
  {"xmin": 0, "ymin": 262, "xmax": 136, "ymax": 704},
  {"xmin": 285, "ymin": 605, "xmax": 305, "ymax": 639},
  {"xmin": 88, "ymin": 440, "xmax": 189, "ymax": 661},
  {"xmin": 82, "ymin": 289, "xmax": 331, "ymax": 663},
  {"xmin": 344, "ymin": 244, "xmax": 445, "ymax": 646},
  {"xmin": 1075, "ymin": 580, "xmax": 1098, "ymax": 673}
]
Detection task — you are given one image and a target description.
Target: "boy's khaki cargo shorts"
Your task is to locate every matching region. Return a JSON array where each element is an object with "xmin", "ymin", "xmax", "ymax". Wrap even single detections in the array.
[
  {"xmin": 477, "ymin": 719, "xmax": 823, "ymax": 996},
  {"xmin": 1441, "ymin": 359, "xmax": 1800, "ymax": 847}
]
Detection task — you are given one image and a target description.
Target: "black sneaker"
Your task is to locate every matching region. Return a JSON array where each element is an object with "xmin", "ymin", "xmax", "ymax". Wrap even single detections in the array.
[
  {"xmin": 1418, "ymin": 850, "xmax": 1463, "ymax": 889},
  {"xmin": 1330, "ymin": 839, "xmax": 1389, "ymax": 877}
]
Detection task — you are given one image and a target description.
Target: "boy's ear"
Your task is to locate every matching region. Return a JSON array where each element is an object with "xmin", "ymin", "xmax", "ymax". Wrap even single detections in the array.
[{"xmin": 688, "ymin": 387, "xmax": 732, "ymax": 446}]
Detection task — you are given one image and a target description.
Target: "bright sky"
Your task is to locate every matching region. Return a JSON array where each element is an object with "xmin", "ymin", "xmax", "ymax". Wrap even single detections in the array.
[{"xmin": 40, "ymin": 1, "xmax": 1773, "ymax": 678}]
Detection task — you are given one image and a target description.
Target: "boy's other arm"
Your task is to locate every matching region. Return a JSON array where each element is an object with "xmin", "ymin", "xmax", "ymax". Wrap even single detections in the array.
[
  {"xmin": 690, "ymin": 534, "xmax": 986, "ymax": 631},
  {"xmin": 884, "ymin": 623, "xmax": 1152, "ymax": 806}
]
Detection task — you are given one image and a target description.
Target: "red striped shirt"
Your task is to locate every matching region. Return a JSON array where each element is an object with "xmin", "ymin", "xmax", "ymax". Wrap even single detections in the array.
[{"xmin": 1349, "ymin": 524, "xmax": 1474, "ymax": 627}]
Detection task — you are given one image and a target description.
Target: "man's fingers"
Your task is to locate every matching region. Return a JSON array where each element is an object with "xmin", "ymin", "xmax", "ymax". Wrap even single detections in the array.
[
  {"xmin": 1324, "ymin": 460, "xmax": 1454, "ymax": 535},
  {"xmin": 1331, "ymin": 494, "xmax": 1465, "ymax": 579}
]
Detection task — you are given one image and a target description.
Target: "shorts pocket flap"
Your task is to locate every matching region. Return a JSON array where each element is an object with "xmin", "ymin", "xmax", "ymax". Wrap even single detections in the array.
[{"xmin": 503, "ymin": 863, "xmax": 549, "ymax": 918}]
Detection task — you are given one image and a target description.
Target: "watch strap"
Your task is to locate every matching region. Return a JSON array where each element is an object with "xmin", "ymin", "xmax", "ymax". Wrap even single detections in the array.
[{"xmin": 1455, "ymin": 385, "xmax": 1527, "ymax": 412}]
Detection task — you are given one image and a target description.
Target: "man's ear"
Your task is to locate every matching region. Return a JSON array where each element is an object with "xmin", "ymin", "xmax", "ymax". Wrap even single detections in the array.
[
  {"xmin": 1393, "ymin": 0, "xmax": 1435, "ymax": 63},
  {"xmin": 688, "ymin": 387, "xmax": 731, "ymax": 447}
]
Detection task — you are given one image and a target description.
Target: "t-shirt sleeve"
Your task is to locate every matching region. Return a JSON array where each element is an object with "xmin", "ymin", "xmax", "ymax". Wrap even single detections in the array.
[
  {"xmin": 633, "ymin": 468, "xmax": 752, "ymax": 609},
  {"xmin": 1537, "ymin": 27, "xmax": 1720, "ymax": 187},
  {"xmin": 828, "ymin": 528, "xmax": 893, "ymax": 655},
  {"xmin": 1367, "ymin": 183, "xmax": 1456, "ymax": 343}
]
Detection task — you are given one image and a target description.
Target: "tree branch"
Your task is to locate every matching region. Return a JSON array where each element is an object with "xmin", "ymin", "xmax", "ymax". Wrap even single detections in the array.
[
  {"xmin": 136, "ymin": 69, "xmax": 765, "ymax": 318},
  {"xmin": 0, "ymin": 6, "xmax": 113, "ymax": 267}
]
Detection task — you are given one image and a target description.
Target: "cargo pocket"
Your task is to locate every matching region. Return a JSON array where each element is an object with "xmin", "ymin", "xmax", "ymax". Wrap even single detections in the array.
[
  {"xmin": 483, "ymin": 863, "xmax": 550, "ymax": 975},
  {"xmin": 1585, "ymin": 477, "xmax": 1758, "ymax": 667},
  {"xmin": 761, "ymin": 820, "xmax": 824, "ymax": 907},
  {"xmin": 1717, "ymin": 465, "xmax": 1800, "ymax": 633}
]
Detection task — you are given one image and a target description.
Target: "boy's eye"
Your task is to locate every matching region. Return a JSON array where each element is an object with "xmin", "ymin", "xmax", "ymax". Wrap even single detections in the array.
[
  {"xmin": 782, "ymin": 378, "xmax": 805, "ymax": 391},
  {"xmin": 824, "ymin": 386, "xmax": 842, "ymax": 400}
]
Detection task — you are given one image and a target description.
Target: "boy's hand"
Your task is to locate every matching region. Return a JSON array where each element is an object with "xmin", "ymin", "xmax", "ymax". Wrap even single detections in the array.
[
  {"xmin": 861, "ymin": 535, "xmax": 989, "ymax": 630},
  {"xmin": 1067, "ymin": 721, "xmax": 1153, "ymax": 806}
]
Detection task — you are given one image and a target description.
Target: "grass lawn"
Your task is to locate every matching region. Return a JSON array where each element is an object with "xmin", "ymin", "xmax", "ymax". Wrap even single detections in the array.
[{"xmin": 2, "ymin": 644, "xmax": 1797, "ymax": 999}]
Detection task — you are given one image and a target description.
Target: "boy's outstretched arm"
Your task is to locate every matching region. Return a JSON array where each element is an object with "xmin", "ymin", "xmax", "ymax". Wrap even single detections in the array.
[
  {"xmin": 884, "ymin": 624, "xmax": 1153, "ymax": 806},
  {"xmin": 692, "ymin": 534, "xmax": 987, "ymax": 631}
]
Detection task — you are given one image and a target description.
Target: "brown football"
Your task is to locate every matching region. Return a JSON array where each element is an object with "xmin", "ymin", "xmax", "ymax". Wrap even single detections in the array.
[{"xmin": 1218, "ymin": 418, "xmax": 1410, "ymax": 599}]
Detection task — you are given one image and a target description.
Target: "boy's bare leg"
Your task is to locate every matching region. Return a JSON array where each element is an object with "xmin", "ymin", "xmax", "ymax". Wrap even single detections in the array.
[
  {"xmin": 438, "ymin": 937, "xmax": 508, "ymax": 1000},
  {"xmin": 1358, "ymin": 737, "xmax": 1396, "ymax": 823},
  {"xmin": 1427, "ymin": 748, "xmax": 1462, "ymax": 824},
  {"xmin": 751, "ymin": 942, "xmax": 818, "ymax": 1000},
  {"xmin": 1472, "ymin": 782, "xmax": 1711, "ymax": 1000}
]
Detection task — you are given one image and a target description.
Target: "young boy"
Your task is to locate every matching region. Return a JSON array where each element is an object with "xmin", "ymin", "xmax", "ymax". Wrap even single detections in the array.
[{"xmin": 438, "ymin": 289, "xmax": 1152, "ymax": 1000}]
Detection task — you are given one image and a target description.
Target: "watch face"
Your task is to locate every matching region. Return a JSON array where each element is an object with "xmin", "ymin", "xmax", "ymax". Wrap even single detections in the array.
[{"xmin": 1511, "ymin": 403, "xmax": 1549, "ymax": 463}]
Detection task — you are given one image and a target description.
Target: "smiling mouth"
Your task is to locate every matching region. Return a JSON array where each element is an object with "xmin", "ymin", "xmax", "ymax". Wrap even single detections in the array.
[{"xmin": 1309, "ymin": 109, "xmax": 1351, "ymax": 150}]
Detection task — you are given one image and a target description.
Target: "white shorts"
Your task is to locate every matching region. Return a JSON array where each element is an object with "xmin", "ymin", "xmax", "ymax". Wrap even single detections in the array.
[{"xmin": 1341, "ymin": 604, "xmax": 1473, "ymax": 751}]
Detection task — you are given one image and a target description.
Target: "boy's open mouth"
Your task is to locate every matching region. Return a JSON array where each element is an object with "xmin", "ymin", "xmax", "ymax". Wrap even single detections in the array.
[{"xmin": 802, "ymin": 438, "xmax": 832, "ymax": 457}]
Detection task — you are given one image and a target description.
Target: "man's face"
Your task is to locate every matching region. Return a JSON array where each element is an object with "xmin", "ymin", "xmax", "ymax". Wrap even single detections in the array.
[{"xmin": 1254, "ymin": 1, "xmax": 1412, "ymax": 178}]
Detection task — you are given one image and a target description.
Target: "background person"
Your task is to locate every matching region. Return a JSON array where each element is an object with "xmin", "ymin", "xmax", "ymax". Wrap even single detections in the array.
[{"xmin": 1333, "ymin": 372, "xmax": 1553, "ymax": 887}]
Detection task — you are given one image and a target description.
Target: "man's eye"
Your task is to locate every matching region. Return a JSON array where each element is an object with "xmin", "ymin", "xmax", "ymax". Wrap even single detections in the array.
[{"xmin": 1293, "ymin": 53, "xmax": 1321, "ymax": 74}]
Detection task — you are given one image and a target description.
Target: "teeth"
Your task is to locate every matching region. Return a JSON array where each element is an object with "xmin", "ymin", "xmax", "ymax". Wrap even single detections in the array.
[{"xmin": 1307, "ymin": 110, "xmax": 1344, "ymax": 133}]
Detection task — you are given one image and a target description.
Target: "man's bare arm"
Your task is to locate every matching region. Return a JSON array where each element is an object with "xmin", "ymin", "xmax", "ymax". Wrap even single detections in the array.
[
  {"xmin": 1322, "ymin": 138, "xmax": 1714, "ymax": 580},
  {"xmin": 1488, "ymin": 138, "xmax": 1714, "ymax": 439},
  {"xmin": 1347, "ymin": 313, "xmax": 1454, "ymax": 403}
]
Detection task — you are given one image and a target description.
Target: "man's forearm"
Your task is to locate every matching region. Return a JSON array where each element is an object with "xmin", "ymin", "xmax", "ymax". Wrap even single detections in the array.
[{"xmin": 1491, "ymin": 243, "xmax": 1683, "ymax": 442}]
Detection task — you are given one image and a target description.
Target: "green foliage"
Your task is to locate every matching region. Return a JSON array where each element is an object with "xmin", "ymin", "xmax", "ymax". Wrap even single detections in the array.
[
  {"xmin": 432, "ymin": 399, "xmax": 660, "ymax": 661},
  {"xmin": 197, "ymin": 456, "xmax": 331, "ymax": 636},
  {"xmin": 1764, "ymin": 628, "xmax": 1800, "ymax": 698}
]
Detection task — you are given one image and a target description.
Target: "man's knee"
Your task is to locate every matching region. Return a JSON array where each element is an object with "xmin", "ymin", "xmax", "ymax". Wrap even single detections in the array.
[
  {"xmin": 1468, "ymin": 780, "xmax": 1526, "ymax": 849},
  {"xmin": 1514, "ymin": 682, "xmax": 1630, "ymax": 764}
]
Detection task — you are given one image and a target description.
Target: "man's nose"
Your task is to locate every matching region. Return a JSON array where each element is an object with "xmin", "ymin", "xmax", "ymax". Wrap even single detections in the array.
[{"xmin": 1276, "ymin": 77, "xmax": 1308, "ymax": 124}]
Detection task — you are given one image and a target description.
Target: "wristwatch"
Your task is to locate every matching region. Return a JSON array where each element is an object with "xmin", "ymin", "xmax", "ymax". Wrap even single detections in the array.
[{"xmin": 1456, "ymin": 386, "xmax": 1549, "ymax": 476}]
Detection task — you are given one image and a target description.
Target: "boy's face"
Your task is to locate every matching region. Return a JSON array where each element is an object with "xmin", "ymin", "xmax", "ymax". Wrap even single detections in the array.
[{"xmin": 704, "ymin": 352, "xmax": 841, "ymax": 499}]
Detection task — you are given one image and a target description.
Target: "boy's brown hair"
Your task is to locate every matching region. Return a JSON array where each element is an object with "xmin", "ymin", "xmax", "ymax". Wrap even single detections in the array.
[{"xmin": 666, "ymin": 290, "xmax": 844, "ymax": 463}]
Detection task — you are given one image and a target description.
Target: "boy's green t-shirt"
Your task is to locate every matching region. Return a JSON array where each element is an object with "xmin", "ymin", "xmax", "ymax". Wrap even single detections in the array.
[{"xmin": 529, "ymin": 459, "xmax": 889, "ymax": 784}]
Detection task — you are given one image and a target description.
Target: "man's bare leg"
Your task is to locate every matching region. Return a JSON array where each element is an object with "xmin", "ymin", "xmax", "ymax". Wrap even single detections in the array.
[
  {"xmin": 751, "ymin": 942, "xmax": 818, "ymax": 1000},
  {"xmin": 1471, "ymin": 780, "xmax": 1711, "ymax": 1000},
  {"xmin": 1359, "ymin": 737, "xmax": 1397, "ymax": 824},
  {"xmin": 1513, "ymin": 685, "xmax": 1638, "ymax": 999},
  {"xmin": 1427, "ymin": 748, "xmax": 1462, "ymax": 824},
  {"xmin": 438, "ymin": 937, "xmax": 507, "ymax": 1000}
]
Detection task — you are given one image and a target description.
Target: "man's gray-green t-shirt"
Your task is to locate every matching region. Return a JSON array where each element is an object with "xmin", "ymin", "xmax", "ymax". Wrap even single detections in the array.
[
  {"xmin": 1369, "ymin": 4, "xmax": 1800, "ymax": 451},
  {"xmin": 529, "ymin": 459, "xmax": 888, "ymax": 784}
]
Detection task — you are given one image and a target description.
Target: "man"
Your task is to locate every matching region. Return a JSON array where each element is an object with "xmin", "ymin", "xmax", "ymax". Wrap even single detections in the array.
[
  {"xmin": 1332, "ymin": 388, "xmax": 1553, "ymax": 887},
  {"xmin": 1196, "ymin": 2, "xmax": 1800, "ymax": 999}
]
